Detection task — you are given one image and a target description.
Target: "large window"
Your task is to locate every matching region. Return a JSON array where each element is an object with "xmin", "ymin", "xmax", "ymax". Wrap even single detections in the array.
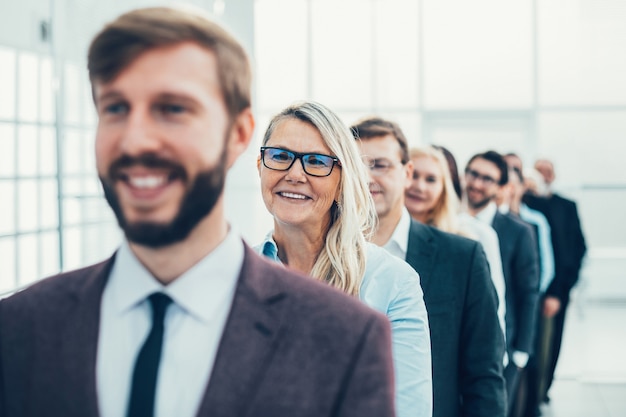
[{"xmin": 0, "ymin": 45, "xmax": 118, "ymax": 295}]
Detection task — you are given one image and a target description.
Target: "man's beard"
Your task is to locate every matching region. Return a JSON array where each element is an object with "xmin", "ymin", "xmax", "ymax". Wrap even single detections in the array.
[
  {"xmin": 466, "ymin": 188, "xmax": 494, "ymax": 211},
  {"xmin": 100, "ymin": 149, "xmax": 227, "ymax": 249}
]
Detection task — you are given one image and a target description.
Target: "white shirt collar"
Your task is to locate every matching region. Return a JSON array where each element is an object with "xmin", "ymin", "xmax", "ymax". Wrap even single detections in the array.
[
  {"xmin": 383, "ymin": 208, "xmax": 411, "ymax": 259},
  {"xmin": 473, "ymin": 201, "xmax": 498, "ymax": 225},
  {"xmin": 108, "ymin": 228, "xmax": 244, "ymax": 325}
]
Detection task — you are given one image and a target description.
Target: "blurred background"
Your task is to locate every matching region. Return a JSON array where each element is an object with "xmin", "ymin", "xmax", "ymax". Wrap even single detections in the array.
[{"xmin": 0, "ymin": 0, "xmax": 625, "ymax": 414}]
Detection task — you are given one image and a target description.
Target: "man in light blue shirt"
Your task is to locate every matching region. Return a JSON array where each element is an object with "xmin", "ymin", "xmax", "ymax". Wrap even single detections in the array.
[{"xmin": 499, "ymin": 166, "xmax": 555, "ymax": 293}]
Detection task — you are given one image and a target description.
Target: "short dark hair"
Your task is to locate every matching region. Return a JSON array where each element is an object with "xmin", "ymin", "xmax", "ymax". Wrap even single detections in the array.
[
  {"xmin": 466, "ymin": 150, "xmax": 509, "ymax": 186},
  {"xmin": 349, "ymin": 117, "xmax": 409, "ymax": 164},
  {"xmin": 88, "ymin": 7, "xmax": 252, "ymax": 120}
]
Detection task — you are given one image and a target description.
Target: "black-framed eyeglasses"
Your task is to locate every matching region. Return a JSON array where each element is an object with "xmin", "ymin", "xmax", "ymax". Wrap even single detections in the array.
[
  {"xmin": 465, "ymin": 168, "xmax": 497, "ymax": 186},
  {"xmin": 260, "ymin": 146, "xmax": 341, "ymax": 177}
]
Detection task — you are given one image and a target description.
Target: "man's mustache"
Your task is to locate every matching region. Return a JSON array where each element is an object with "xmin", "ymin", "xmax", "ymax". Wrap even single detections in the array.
[{"xmin": 107, "ymin": 153, "xmax": 187, "ymax": 181}]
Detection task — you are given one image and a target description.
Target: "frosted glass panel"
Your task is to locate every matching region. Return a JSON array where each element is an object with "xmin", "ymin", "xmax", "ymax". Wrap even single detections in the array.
[
  {"xmin": 63, "ymin": 227, "xmax": 82, "ymax": 271},
  {"xmin": 62, "ymin": 128, "xmax": 83, "ymax": 174},
  {"xmin": 386, "ymin": 112, "xmax": 423, "ymax": 148},
  {"xmin": 17, "ymin": 180, "xmax": 39, "ymax": 232},
  {"xmin": 375, "ymin": 0, "xmax": 420, "ymax": 108},
  {"xmin": 40, "ymin": 127, "xmax": 57, "ymax": 175},
  {"xmin": 0, "ymin": 123, "xmax": 15, "ymax": 176},
  {"xmin": 83, "ymin": 130, "xmax": 96, "ymax": 175},
  {"xmin": 0, "ymin": 47, "xmax": 16, "ymax": 120},
  {"xmin": 311, "ymin": 0, "xmax": 373, "ymax": 108},
  {"xmin": 40, "ymin": 179, "xmax": 58, "ymax": 229},
  {"xmin": 40, "ymin": 231, "xmax": 60, "ymax": 278},
  {"xmin": 0, "ymin": 237, "xmax": 16, "ymax": 292},
  {"xmin": 40, "ymin": 57, "xmax": 55, "ymax": 123},
  {"xmin": 254, "ymin": 0, "xmax": 308, "ymax": 109},
  {"xmin": 428, "ymin": 118, "xmax": 529, "ymax": 171},
  {"xmin": 0, "ymin": 181, "xmax": 15, "ymax": 235},
  {"xmin": 577, "ymin": 189, "xmax": 626, "ymax": 250},
  {"xmin": 17, "ymin": 125, "xmax": 38, "ymax": 176},
  {"xmin": 18, "ymin": 234, "xmax": 38, "ymax": 285},
  {"xmin": 538, "ymin": 0, "xmax": 626, "ymax": 106},
  {"xmin": 537, "ymin": 111, "xmax": 626, "ymax": 186},
  {"xmin": 423, "ymin": 0, "xmax": 533, "ymax": 109},
  {"xmin": 18, "ymin": 52, "xmax": 39, "ymax": 122},
  {"xmin": 64, "ymin": 63, "xmax": 82, "ymax": 124}
]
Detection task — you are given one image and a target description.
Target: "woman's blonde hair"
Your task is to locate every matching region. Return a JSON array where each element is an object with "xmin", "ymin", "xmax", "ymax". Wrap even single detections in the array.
[
  {"xmin": 408, "ymin": 146, "xmax": 461, "ymax": 233},
  {"xmin": 262, "ymin": 101, "xmax": 377, "ymax": 296}
]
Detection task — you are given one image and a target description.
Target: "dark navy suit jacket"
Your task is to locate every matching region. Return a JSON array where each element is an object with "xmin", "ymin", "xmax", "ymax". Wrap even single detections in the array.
[
  {"xmin": 524, "ymin": 193, "xmax": 586, "ymax": 302},
  {"xmin": 405, "ymin": 220, "xmax": 506, "ymax": 417},
  {"xmin": 491, "ymin": 211, "xmax": 540, "ymax": 355}
]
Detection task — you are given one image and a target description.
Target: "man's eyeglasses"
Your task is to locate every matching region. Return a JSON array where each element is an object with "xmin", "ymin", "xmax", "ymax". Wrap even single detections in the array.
[
  {"xmin": 260, "ymin": 146, "xmax": 341, "ymax": 177},
  {"xmin": 362, "ymin": 157, "xmax": 402, "ymax": 176},
  {"xmin": 465, "ymin": 169, "xmax": 497, "ymax": 186}
]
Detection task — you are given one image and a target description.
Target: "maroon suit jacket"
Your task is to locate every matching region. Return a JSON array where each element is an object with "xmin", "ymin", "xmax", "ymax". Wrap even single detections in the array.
[{"xmin": 0, "ymin": 244, "xmax": 395, "ymax": 417}]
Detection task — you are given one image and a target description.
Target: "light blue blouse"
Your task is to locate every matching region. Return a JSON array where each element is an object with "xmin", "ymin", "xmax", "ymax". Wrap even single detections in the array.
[{"xmin": 256, "ymin": 234, "xmax": 433, "ymax": 417}]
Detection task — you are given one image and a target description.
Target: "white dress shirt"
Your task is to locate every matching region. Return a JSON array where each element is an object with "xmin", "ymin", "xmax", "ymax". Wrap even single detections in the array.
[
  {"xmin": 382, "ymin": 208, "xmax": 412, "ymax": 259},
  {"xmin": 97, "ymin": 229, "xmax": 243, "ymax": 417},
  {"xmin": 473, "ymin": 201, "xmax": 498, "ymax": 226}
]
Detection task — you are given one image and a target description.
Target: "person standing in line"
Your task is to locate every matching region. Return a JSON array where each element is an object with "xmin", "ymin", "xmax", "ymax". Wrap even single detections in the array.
[
  {"xmin": 464, "ymin": 150, "xmax": 540, "ymax": 416},
  {"xmin": 524, "ymin": 158, "xmax": 587, "ymax": 406},
  {"xmin": 255, "ymin": 101, "xmax": 433, "ymax": 417},
  {"xmin": 406, "ymin": 145, "xmax": 507, "ymax": 342},
  {"xmin": 499, "ymin": 164, "xmax": 555, "ymax": 296},
  {"xmin": 499, "ymin": 160, "xmax": 555, "ymax": 417},
  {"xmin": 0, "ymin": 8, "xmax": 397, "ymax": 417},
  {"xmin": 352, "ymin": 117, "xmax": 506, "ymax": 417}
]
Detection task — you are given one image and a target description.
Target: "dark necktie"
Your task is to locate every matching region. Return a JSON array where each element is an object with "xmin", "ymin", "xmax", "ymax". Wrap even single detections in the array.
[{"xmin": 126, "ymin": 293, "xmax": 173, "ymax": 417}]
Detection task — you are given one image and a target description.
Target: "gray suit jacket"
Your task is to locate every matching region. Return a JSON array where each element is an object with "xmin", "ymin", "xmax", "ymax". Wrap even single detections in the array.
[
  {"xmin": 0, "ymin": 244, "xmax": 395, "ymax": 417},
  {"xmin": 491, "ymin": 211, "xmax": 540, "ymax": 354},
  {"xmin": 405, "ymin": 220, "xmax": 505, "ymax": 417}
]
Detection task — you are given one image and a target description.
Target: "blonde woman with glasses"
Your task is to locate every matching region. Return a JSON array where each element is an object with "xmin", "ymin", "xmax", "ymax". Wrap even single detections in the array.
[{"xmin": 255, "ymin": 101, "xmax": 433, "ymax": 417}]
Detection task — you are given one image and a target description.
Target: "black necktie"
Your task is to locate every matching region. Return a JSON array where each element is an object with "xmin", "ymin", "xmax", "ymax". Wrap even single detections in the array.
[{"xmin": 126, "ymin": 293, "xmax": 173, "ymax": 417}]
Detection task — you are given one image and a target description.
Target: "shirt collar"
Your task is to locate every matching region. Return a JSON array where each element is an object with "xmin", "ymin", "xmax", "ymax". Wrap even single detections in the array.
[
  {"xmin": 108, "ymin": 228, "xmax": 244, "ymax": 324},
  {"xmin": 260, "ymin": 231, "xmax": 280, "ymax": 262},
  {"xmin": 383, "ymin": 208, "xmax": 411, "ymax": 258},
  {"xmin": 474, "ymin": 201, "xmax": 498, "ymax": 225}
]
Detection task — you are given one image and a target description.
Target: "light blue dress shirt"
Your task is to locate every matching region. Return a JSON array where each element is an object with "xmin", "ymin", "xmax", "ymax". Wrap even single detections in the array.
[
  {"xmin": 519, "ymin": 203, "xmax": 555, "ymax": 293},
  {"xmin": 256, "ymin": 233, "xmax": 433, "ymax": 417}
]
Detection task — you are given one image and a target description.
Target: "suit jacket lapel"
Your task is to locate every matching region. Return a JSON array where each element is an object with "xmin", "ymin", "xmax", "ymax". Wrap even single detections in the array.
[
  {"xmin": 405, "ymin": 220, "xmax": 437, "ymax": 295},
  {"xmin": 58, "ymin": 257, "xmax": 113, "ymax": 416},
  {"xmin": 196, "ymin": 245, "xmax": 287, "ymax": 417}
]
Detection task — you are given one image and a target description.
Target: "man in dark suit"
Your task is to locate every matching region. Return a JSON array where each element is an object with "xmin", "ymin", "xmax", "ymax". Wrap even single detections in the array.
[
  {"xmin": 352, "ymin": 118, "xmax": 506, "ymax": 417},
  {"xmin": 464, "ymin": 151, "xmax": 540, "ymax": 415},
  {"xmin": 524, "ymin": 159, "xmax": 587, "ymax": 404},
  {"xmin": 0, "ymin": 8, "xmax": 396, "ymax": 417}
]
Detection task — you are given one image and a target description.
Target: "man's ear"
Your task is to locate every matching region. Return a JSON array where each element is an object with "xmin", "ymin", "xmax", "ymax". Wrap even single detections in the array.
[
  {"xmin": 226, "ymin": 108, "xmax": 255, "ymax": 169},
  {"xmin": 403, "ymin": 160, "xmax": 414, "ymax": 189}
]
